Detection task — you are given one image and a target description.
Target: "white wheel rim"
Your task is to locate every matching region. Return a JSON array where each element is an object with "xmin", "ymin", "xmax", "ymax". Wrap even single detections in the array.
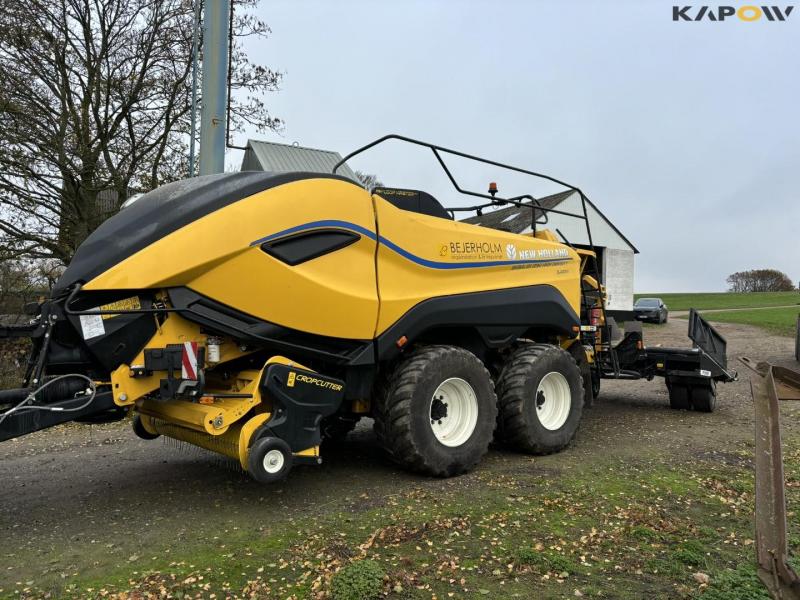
[
  {"xmin": 262, "ymin": 449, "xmax": 285, "ymax": 474},
  {"xmin": 429, "ymin": 377, "xmax": 479, "ymax": 447},
  {"xmin": 535, "ymin": 371, "xmax": 572, "ymax": 431}
]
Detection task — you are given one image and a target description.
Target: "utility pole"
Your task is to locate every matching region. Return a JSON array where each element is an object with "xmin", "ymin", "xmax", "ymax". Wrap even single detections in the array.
[
  {"xmin": 188, "ymin": 0, "xmax": 201, "ymax": 176},
  {"xmin": 198, "ymin": 0, "xmax": 230, "ymax": 175}
]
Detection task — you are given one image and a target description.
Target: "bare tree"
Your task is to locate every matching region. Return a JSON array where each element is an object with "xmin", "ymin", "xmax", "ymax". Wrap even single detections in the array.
[
  {"xmin": 0, "ymin": 260, "xmax": 55, "ymax": 319},
  {"xmin": 354, "ymin": 171, "xmax": 384, "ymax": 191},
  {"xmin": 726, "ymin": 269, "xmax": 796, "ymax": 293},
  {"xmin": 0, "ymin": 0, "xmax": 282, "ymax": 263}
]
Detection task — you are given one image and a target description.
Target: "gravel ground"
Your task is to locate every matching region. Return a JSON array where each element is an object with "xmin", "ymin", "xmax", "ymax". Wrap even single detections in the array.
[{"xmin": 1, "ymin": 318, "xmax": 797, "ymax": 593}]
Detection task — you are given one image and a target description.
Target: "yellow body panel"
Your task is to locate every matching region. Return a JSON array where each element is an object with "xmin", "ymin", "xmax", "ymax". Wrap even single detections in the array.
[
  {"xmin": 87, "ymin": 178, "xmax": 580, "ymax": 347},
  {"xmin": 372, "ymin": 196, "xmax": 582, "ymax": 334},
  {"xmin": 85, "ymin": 179, "xmax": 379, "ymax": 340}
]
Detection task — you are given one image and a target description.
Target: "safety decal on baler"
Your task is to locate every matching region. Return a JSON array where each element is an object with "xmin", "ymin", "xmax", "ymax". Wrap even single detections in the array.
[{"xmin": 181, "ymin": 342, "xmax": 199, "ymax": 380}]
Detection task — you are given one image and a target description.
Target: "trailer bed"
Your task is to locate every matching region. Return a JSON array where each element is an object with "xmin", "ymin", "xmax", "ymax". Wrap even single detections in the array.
[{"xmin": 600, "ymin": 309, "xmax": 736, "ymax": 412}]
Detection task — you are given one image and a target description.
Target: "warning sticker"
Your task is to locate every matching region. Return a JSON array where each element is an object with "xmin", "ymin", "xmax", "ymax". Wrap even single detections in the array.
[
  {"xmin": 99, "ymin": 296, "xmax": 141, "ymax": 319},
  {"xmin": 79, "ymin": 314, "xmax": 106, "ymax": 340}
]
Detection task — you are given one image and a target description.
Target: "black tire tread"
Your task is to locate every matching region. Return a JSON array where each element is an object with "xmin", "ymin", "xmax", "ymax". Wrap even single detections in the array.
[
  {"xmin": 373, "ymin": 345, "xmax": 496, "ymax": 477},
  {"xmin": 496, "ymin": 343, "xmax": 583, "ymax": 455},
  {"xmin": 132, "ymin": 414, "xmax": 160, "ymax": 440},
  {"xmin": 691, "ymin": 385, "xmax": 716, "ymax": 413},
  {"xmin": 668, "ymin": 384, "xmax": 691, "ymax": 410}
]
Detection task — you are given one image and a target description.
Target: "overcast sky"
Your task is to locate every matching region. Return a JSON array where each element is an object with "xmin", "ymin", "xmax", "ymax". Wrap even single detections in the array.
[{"xmin": 230, "ymin": 0, "xmax": 799, "ymax": 292}]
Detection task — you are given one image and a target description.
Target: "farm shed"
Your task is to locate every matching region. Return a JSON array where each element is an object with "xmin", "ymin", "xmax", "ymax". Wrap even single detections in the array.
[{"xmin": 240, "ymin": 139, "xmax": 360, "ymax": 182}]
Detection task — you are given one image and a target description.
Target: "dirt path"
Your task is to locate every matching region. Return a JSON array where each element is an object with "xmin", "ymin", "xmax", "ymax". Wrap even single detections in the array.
[
  {"xmin": 1, "ymin": 319, "xmax": 797, "ymax": 595},
  {"xmin": 672, "ymin": 304, "xmax": 800, "ymax": 317}
]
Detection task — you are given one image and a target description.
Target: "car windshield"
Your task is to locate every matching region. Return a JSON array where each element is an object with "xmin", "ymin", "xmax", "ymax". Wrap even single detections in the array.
[{"xmin": 636, "ymin": 299, "xmax": 660, "ymax": 308}]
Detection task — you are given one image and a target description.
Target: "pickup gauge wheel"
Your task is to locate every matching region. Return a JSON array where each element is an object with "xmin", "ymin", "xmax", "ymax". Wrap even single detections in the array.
[
  {"xmin": 132, "ymin": 414, "xmax": 160, "ymax": 440},
  {"xmin": 247, "ymin": 437, "xmax": 293, "ymax": 484}
]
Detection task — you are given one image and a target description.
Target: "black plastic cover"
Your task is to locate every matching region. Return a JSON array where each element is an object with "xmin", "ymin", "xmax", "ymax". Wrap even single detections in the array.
[
  {"xmin": 258, "ymin": 363, "xmax": 344, "ymax": 452},
  {"xmin": 64, "ymin": 292, "xmax": 157, "ymax": 372},
  {"xmin": 373, "ymin": 187, "xmax": 453, "ymax": 220},
  {"xmin": 376, "ymin": 284, "xmax": 580, "ymax": 361},
  {"xmin": 261, "ymin": 229, "xmax": 360, "ymax": 266}
]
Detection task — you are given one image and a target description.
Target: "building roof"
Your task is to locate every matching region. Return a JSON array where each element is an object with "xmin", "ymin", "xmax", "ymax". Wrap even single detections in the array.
[
  {"xmin": 462, "ymin": 189, "xmax": 638, "ymax": 253},
  {"xmin": 461, "ymin": 189, "xmax": 574, "ymax": 232},
  {"xmin": 240, "ymin": 139, "xmax": 360, "ymax": 183}
]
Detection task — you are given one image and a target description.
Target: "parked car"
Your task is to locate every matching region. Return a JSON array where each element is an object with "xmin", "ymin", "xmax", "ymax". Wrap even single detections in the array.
[{"xmin": 634, "ymin": 297, "xmax": 669, "ymax": 323}]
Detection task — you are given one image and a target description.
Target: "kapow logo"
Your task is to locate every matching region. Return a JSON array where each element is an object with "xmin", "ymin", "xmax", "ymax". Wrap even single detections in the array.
[{"xmin": 673, "ymin": 5, "xmax": 794, "ymax": 20}]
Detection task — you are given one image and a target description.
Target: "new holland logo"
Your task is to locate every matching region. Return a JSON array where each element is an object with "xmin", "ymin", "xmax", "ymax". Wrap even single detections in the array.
[
  {"xmin": 506, "ymin": 244, "xmax": 517, "ymax": 260},
  {"xmin": 673, "ymin": 5, "xmax": 794, "ymax": 20}
]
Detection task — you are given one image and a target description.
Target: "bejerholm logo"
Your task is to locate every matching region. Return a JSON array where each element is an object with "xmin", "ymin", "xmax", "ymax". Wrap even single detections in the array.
[{"xmin": 673, "ymin": 5, "xmax": 794, "ymax": 20}]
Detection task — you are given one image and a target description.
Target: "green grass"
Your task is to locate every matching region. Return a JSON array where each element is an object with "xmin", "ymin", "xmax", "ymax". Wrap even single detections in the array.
[
  {"xmin": 9, "ymin": 450, "xmax": 794, "ymax": 600},
  {"xmin": 699, "ymin": 306, "xmax": 799, "ymax": 336},
  {"xmin": 8, "ymin": 423, "xmax": 800, "ymax": 599},
  {"xmin": 634, "ymin": 291, "xmax": 800, "ymax": 312},
  {"xmin": 699, "ymin": 564, "xmax": 771, "ymax": 600}
]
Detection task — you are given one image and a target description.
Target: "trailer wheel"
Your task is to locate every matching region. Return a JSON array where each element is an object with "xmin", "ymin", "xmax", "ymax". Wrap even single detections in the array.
[
  {"xmin": 132, "ymin": 414, "xmax": 159, "ymax": 440},
  {"xmin": 496, "ymin": 344, "xmax": 584, "ymax": 454},
  {"xmin": 668, "ymin": 384, "xmax": 690, "ymax": 410},
  {"xmin": 691, "ymin": 382, "xmax": 716, "ymax": 413},
  {"xmin": 373, "ymin": 345, "xmax": 497, "ymax": 477},
  {"xmin": 247, "ymin": 437, "xmax": 293, "ymax": 484}
]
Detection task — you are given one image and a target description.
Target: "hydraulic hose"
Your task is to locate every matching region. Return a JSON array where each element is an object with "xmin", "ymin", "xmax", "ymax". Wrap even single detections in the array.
[{"xmin": 0, "ymin": 374, "xmax": 97, "ymax": 428}]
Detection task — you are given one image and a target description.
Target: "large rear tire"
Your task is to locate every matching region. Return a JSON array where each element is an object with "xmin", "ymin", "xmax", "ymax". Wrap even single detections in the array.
[
  {"xmin": 495, "ymin": 344, "xmax": 584, "ymax": 454},
  {"xmin": 567, "ymin": 342, "xmax": 595, "ymax": 407},
  {"xmin": 373, "ymin": 345, "xmax": 497, "ymax": 477}
]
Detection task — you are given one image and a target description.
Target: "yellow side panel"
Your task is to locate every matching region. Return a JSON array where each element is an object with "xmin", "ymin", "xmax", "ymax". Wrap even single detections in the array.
[
  {"xmin": 85, "ymin": 179, "xmax": 379, "ymax": 340},
  {"xmin": 373, "ymin": 196, "xmax": 581, "ymax": 334}
]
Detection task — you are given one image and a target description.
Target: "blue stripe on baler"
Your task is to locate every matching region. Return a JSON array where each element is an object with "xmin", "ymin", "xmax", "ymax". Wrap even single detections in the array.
[{"xmin": 251, "ymin": 220, "xmax": 570, "ymax": 270}]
